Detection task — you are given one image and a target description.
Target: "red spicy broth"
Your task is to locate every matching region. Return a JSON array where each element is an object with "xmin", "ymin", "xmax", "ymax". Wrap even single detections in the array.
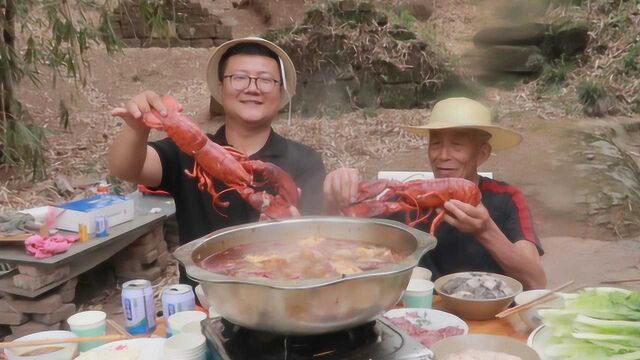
[{"xmin": 200, "ymin": 236, "xmax": 405, "ymax": 280}]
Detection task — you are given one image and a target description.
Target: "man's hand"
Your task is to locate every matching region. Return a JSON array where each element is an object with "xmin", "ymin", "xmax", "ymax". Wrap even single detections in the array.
[
  {"xmin": 110, "ymin": 90, "xmax": 182, "ymax": 134},
  {"xmin": 442, "ymin": 199, "xmax": 491, "ymax": 235},
  {"xmin": 323, "ymin": 167, "xmax": 359, "ymax": 209}
]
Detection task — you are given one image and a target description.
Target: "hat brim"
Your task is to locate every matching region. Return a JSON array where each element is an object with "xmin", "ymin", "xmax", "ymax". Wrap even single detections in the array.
[
  {"xmin": 404, "ymin": 124, "xmax": 522, "ymax": 150},
  {"xmin": 206, "ymin": 37, "xmax": 297, "ymax": 111}
]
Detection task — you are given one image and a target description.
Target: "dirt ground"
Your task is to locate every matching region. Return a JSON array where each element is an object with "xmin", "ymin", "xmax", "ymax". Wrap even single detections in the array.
[{"xmin": 1, "ymin": 0, "xmax": 639, "ymax": 296}]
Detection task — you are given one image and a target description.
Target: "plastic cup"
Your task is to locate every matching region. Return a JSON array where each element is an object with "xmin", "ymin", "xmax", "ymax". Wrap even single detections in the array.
[
  {"xmin": 66, "ymin": 310, "xmax": 107, "ymax": 352},
  {"xmin": 167, "ymin": 310, "xmax": 207, "ymax": 336},
  {"xmin": 403, "ymin": 279, "xmax": 434, "ymax": 308},
  {"xmin": 181, "ymin": 321, "xmax": 203, "ymax": 335}
]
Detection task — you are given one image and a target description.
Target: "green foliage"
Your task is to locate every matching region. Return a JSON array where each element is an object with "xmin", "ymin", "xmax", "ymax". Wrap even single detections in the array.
[
  {"xmin": 621, "ymin": 43, "xmax": 640, "ymax": 74},
  {"xmin": 542, "ymin": 58, "xmax": 572, "ymax": 85},
  {"xmin": 577, "ymin": 80, "xmax": 607, "ymax": 107},
  {"xmin": 386, "ymin": 8, "xmax": 416, "ymax": 29},
  {"xmin": 0, "ymin": 0, "xmax": 174, "ymax": 180}
]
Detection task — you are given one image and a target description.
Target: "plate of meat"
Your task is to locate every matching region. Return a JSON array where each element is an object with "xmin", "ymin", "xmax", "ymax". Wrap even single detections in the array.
[{"xmin": 384, "ymin": 308, "xmax": 469, "ymax": 348}]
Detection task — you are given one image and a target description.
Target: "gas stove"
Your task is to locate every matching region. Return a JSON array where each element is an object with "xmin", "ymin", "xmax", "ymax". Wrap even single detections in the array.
[{"xmin": 202, "ymin": 316, "xmax": 433, "ymax": 360}]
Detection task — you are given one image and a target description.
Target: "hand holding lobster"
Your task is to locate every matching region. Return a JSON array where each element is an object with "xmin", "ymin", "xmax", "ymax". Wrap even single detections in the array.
[
  {"xmin": 325, "ymin": 168, "xmax": 482, "ymax": 234},
  {"xmin": 138, "ymin": 95, "xmax": 300, "ymax": 220}
]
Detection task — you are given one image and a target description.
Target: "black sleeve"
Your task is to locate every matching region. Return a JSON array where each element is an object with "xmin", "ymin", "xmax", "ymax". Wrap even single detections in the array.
[
  {"xmin": 501, "ymin": 190, "xmax": 544, "ymax": 255},
  {"xmin": 148, "ymin": 137, "xmax": 180, "ymax": 194},
  {"xmin": 296, "ymin": 150, "xmax": 326, "ymax": 215}
]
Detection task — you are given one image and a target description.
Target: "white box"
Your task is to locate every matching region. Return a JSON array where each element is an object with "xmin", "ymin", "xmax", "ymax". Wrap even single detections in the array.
[{"xmin": 54, "ymin": 195, "xmax": 135, "ymax": 233}]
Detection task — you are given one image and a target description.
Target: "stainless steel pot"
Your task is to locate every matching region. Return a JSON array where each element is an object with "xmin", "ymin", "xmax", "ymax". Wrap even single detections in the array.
[{"xmin": 173, "ymin": 216, "xmax": 436, "ymax": 335}]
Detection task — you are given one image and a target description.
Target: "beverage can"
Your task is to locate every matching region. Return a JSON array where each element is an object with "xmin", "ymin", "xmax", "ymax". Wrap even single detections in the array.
[
  {"xmin": 95, "ymin": 216, "xmax": 108, "ymax": 237},
  {"xmin": 122, "ymin": 279, "xmax": 156, "ymax": 335},
  {"xmin": 162, "ymin": 284, "xmax": 196, "ymax": 335}
]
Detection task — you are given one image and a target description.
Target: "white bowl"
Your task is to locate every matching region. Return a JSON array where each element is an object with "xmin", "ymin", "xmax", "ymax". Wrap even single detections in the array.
[
  {"xmin": 514, "ymin": 290, "xmax": 563, "ymax": 330},
  {"xmin": 5, "ymin": 330, "xmax": 78, "ymax": 360}
]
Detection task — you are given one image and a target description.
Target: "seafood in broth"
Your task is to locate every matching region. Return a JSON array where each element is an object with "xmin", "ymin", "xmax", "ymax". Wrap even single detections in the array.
[{"xmin": 200, "ymin": 236, "xmax": 406, "ymax": 280}]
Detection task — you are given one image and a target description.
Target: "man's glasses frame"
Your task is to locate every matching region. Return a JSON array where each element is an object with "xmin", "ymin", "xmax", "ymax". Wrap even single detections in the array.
[{"xmin": 223, "ymin": 74, "xmax": 281, "ymax": 93}]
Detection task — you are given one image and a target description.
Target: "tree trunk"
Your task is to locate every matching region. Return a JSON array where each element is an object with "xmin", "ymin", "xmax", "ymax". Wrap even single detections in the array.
[{"xmin": 1, "ymin": 0, "xmax": 16, "ymax": 123}]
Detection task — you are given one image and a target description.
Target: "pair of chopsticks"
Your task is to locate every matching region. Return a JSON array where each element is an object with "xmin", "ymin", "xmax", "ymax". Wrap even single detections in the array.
[
  {"xmin": 0, "ymin": 334, "xmax": 127, "ymax": 349},
  {"xmin": 0, "ymin": 320, "xmax": 134, "ymax": 349},
  {"xmin": 601, "ymin": 278, "xmax": 640, "ymax": 284},
  {"xmin": 495, "ymin": 280, "xmax": 574, "ymax": 319}
]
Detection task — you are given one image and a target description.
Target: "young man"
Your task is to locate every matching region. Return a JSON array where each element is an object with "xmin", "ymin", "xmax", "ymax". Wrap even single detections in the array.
[
  {"xmin": 108, "ymin": 37, "xmax": 326, "ymax": 251},
  {"xmin": 324, "ymin": 97, "xmax": 546, "ymax": 290}
]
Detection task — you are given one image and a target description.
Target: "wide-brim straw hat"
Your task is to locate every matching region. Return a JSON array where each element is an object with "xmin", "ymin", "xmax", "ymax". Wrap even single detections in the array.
[
  {"xmin": 404, "ymin": 97, "xmax": 522, "ymax": 150},
  {"xmin": 206, "ymin": 37, "xmax": 297, "ymax": 110}
]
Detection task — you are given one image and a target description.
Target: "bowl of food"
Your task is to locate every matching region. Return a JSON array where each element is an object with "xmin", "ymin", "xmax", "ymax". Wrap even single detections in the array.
[
  {"xmin": 431, "ymin": 334, "xmax": 540, "ymax": 360},
  {"xmin": 434, "ymin": 272, "xmax": 522, "ymax": 320},
  {"xmin": 5, "ymin": 330, "xmax": 78, "ymax": 360}
]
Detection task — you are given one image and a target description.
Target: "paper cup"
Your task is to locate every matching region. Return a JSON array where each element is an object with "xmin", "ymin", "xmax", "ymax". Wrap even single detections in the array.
[
  {"xmin": 403, "ymin": 279, "xmax": 434, "ymax": 308},
  {"xmin": 411, "ymin": 266, "xmax": 432, "ymax": 281},
  {"xmin": 181, "ymin": 321, "xmax": 203, "ymax": 335},
  {"xmin": 66, "ymin": 310, "xmax": 107, "ymax": 352},
  {"xmin": 167, "ymin": 311, "xmax": 207, "ymax": 336},
  {"xmin": 164, "ymin": 333, "xmax": 206, "ymax": 360}
]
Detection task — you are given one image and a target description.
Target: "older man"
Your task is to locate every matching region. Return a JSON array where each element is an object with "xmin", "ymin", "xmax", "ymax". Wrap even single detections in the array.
[
  {"xmin": 108, "ymin": 37, "xmax": 326, "ymax": 248},
  {"xmin": 324, "ymin": 97, "xmax": 546, "ymax": 290}
]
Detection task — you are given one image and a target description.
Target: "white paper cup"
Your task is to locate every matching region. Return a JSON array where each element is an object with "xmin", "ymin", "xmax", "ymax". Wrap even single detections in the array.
[
  {"xmin": 403, "ymin": 279, "xmax": 434, "ymax": 308},
  {"xmin": 164, "ymin": 333, "xmax": 206, "ymax": 360},
  {"xmin": 181, "ymin": 321, "xmax": 203, "ymax": 335},
  {"xmin": 411, "ymin": 266, "xmax": 432, "ymax": 281},
  {"xmin": 66, "ymin": 311, "xmax": 107, "ymax": 352},
  {"xmin": 167, "ymin": 311, "xmax": 207, "ymax": 336}
]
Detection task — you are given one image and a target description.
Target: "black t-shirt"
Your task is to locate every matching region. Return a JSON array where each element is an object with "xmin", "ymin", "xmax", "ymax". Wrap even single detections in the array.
[
  {"xmin": 419, "ymin": 176, "xmax": 544, "ymax": 280},
  {"xmin": 148, "ymin": 125, "xmax": 326, "ymax": 245}
]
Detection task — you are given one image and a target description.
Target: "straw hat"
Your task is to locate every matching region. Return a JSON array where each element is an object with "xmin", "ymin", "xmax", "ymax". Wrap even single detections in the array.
[
  {"xmin": 206, "ymin": 37, "xmax": 297, "ymax": 110},
  {"xmin": 404, "ymin": 97, "xmax": 522, "ymax": 150}
]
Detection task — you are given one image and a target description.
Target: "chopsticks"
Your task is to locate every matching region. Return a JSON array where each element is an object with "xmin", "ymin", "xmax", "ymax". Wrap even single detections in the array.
[
  {"xmin": 601, "ymin": 278, "xmax": 640, "ymax": 284},
  {"xmin": 0, "ymin": 334, "xmax": 127, "ymax": 349},
  {"xmin": 495, "ymin": 280, "xmax": 574, "ymax": 319},
  {"xmin": 107, "ymin": 319, "xmax": 133, "ymax": 339}
]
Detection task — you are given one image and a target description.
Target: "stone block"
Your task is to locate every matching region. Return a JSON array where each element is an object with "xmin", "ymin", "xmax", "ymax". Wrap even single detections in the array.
[
  {"xmin": 141, "ymin": 249, "xmax": 159, "ymax": 265},
  {"xmin": 121, "ymin": 38, "xmax": 142, "ymax": 48},
  {"xmin": 11, "ymin": 321, "xmax": 60, "ymax": 337},
  {"xmin": 6, "ymin": 294, "xmax": 63, "ymax": 314},
  {"xmin": 32, "ymin": 304, "xmax": 76, "ymax": 325},
  {"xmin": 177, "ymin": 22, "xmax": 217, "ymax": 40},
  {"xmin": 17, "ymin": 265, "xmax": 69, "ymax": 277},
  {"xmin": 113, "ymin": 258, "xmax": 144, "ymax": 275},
  {"xmin": 215, "ymin": 25, "xmax": 232, "ymax": 40},
  {"xmin": 0, "ymin": 299, "xmax": 17, "ymax": 313},
  {"xmin": 120, "ymin": 19, "xmax": 150, "ymax": 39},
  {"xmin": 543, "ymin": 21, "xmax": 589, "ymax": 59},
  {"xmin": 60, "ymin": 278, "xmax": 78, "ymax": 293},
  {"xmin": 213, "ymin": 39, "xmax": 228, "ymax": 47},
  {"xmin": 156, "ymin": 239, "xmax": 168, "ymax": 254},
  {"xmin": 13, "ymin": 267, "xmax": 70, "ymax": 291},
  {"xmin": 473, "ymin": 23, "xmax": 549, "ymax": 47},
  {"xmin": 156, "ymin": 251, "xmax": 170, "ymax": 269},
  {"xmin": 477, "ymin": 45, "xmax": 545, "ymax": 73},
  {"xmin": 190, "ymin": 39, "xmax": 215, "ymax": 48},
  {"xmin": 59, "ymin": 287, "xmax": 76, "ymax": 303},
  {"xmin": 379, "ymin": 83, "xmax": 417, "ymax": 109},
  {"xmin": 117, "ymin": 265, "xmax": 163, "ymax": 282},
  {"xmin": 0, "ymin": 310, "xmax": 28, "ymax": 326}
]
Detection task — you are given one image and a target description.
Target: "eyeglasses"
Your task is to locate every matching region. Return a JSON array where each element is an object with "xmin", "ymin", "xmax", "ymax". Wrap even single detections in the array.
[{"xmin": 223, "ymin": 74, "xmax": 280, "ymax": 93}]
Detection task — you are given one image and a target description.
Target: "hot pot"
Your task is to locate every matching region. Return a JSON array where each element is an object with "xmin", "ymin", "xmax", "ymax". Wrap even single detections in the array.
[{"xmin": 173, "ymin": 216, "xmax": 436, "ymax": 335}]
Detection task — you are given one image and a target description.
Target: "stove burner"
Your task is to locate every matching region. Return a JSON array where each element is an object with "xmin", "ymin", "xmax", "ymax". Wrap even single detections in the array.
[{"xmin": 203, "ymin": 317, "xmax": 433, "ymax": 360}]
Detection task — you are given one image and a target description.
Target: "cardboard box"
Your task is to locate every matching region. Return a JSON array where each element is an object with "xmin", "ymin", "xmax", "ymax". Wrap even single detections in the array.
[{"xmin": 54, "ymin": 195, "xmax": 135, "ymax": 233}]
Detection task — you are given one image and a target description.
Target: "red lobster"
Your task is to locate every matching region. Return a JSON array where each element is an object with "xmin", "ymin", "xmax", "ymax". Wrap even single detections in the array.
[
  {"xmin": 142, "ymin": 95, "xmax": 299, "ymax": 219},
  {"xmin": 341, "ymin": 178, "xmax": 482, "ymax": 234}
]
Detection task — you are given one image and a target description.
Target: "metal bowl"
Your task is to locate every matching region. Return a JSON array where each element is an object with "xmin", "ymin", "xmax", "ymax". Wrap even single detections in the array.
[
  {"xmin": 434, "ymin": 271, "xmax": 523, "ymax": 321},
  {"xmin": 431, "ymin": 334, "xmax": 540, "ymax": 359},
  {"xmin": 173, "ymin": 216, "xmax": 436, "ymax": 335}
]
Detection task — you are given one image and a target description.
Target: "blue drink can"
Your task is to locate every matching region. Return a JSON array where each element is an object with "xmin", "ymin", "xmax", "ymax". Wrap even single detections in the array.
[
  {"xmin": 95, "ymin": 216, "xmax": 108, "ymax": 237},
  {"xmin": 162, "ymin": 284, "xmax": 196, "ymax": 336},
  {"xmin": 122, "ymin": 279, "xmax": 156, "ymax": 335}
]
